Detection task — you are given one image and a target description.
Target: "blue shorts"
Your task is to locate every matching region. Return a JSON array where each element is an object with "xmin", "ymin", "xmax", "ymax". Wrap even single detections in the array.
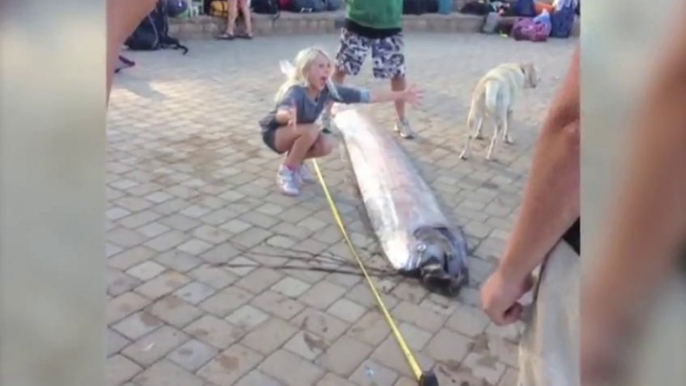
[
  {"xmin": 262, "ymin": 128, "xmax": 282, "ymax": 154},
  {"xmin": 262, "ymin": 127, "xmax": 333, "ymax": 155}
]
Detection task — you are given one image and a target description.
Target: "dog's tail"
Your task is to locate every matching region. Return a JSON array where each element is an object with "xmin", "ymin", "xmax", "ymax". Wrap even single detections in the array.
[{"xmin": 484, "ymin": 80, "xmax": 500, "ymax": 113}]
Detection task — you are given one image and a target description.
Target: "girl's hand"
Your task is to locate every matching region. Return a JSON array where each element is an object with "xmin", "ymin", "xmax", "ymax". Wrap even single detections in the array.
[
  {"xmin": 403, "ymin": 84, "xmax": 423, "ymax": 107},
  {"xmin": 276, "ymin": 105, "xmax": 297, "ymax": 126},
  {"xmin": 286, "ymin": 107, "xmax": 296, "ymax": 126},
  {"xmin": 289, "ymin": 101, "xmax": 298, "ymax": 127}
]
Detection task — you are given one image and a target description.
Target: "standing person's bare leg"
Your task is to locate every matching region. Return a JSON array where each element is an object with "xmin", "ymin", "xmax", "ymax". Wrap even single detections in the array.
[
  {"xmin": 324, "ymin": 38, "xmax": 352, "ymax": 129},
  {"xmin": 228, "ymin": 0, "xmax": 238, "ymax": 36},
  {"xmin": 371, "ymin": 33, "xmax": 412, "ymax": 138},
  {"xmin": 391, "ymin": 75, "xmax": 406, "ymax": 123},
  {"xmin": 322, "ymin": 67, "xmax": 347, "ymax": 127},
  {"xmin": 238, "ymin": 0, "xmax": 253, "ymax": 38},
  {"xmin": 331, "ymin": 67, "xmax": 347, "ymax": 85},
  {"xmin": 106, "ymin": 0, "xmax": 157, "ymax": 102},
  {"xmin": 217, "ymin": 0, "xmax": 238, "ymax": 39}
]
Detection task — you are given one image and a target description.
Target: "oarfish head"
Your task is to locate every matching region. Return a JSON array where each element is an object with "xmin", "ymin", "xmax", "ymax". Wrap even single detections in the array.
[{"xmin": 412, "ymin": 227, "xmax": 469, "ymax": 297}]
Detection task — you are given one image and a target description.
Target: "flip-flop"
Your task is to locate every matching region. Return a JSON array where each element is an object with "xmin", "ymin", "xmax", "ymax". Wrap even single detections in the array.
[{"xmin": 216, "ymin": 32, "xmax": 235, "ymax": 40}]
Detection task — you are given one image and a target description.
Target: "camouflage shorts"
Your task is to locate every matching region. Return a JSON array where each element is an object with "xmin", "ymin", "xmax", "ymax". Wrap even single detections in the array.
[{"xmin": 335, "ymin": 28, "xmax": 405, "ymax": 79}]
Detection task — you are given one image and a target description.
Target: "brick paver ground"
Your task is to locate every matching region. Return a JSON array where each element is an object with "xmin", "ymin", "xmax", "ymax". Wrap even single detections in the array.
[{"xmin": 107, "ymin": 33, "xmax": 577, "ymax": 386}]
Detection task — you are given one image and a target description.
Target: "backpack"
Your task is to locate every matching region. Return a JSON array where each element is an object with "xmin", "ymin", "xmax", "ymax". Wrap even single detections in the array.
[
  {"xmin": 511, "ymin": 0, "xmax": 536, "ymax": 17},
  {"xmin": 403, "ymin": 0, "xmax": 428, "ymax": 15},
  {"xmin": 252, "ymin": 0, "xmax": 281, "ymax": 15},
  {"xmin": 290, "ymin": 0, "xmax": 325, "ymax": 12},
  {"xmin": 549, "ymin": 2, "xmax": 576, "ymax": 38},
  {"xmin": 461, "ymin": 1, "xmax": 493, "ymax": 16},
  {"xmin": 426, "ymin": 0, "xmax": 439, "ymax": 13},
  {"xmin": 125, "ymin": 0, "xmax": 189, "ymax": 54},
  {"xmin": 511, "ymin": 17, "xmax": 551, "ymax": 42},
  {"xmin": 166, "ymin": 0, "xmax": 189, "ymax": 17},
  {"xmin": 325, "ymin": 0, "xmax": 343, "ymax": 11},
  {"xmin": 209, "ymin": 0, "xmax": 229, "ymax": 17}
]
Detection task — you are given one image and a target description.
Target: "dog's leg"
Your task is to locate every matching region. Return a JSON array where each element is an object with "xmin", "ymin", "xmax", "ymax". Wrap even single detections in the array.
[
  {"xmin": 486, "ymin": 120, "xmax": 500, "ymax": 161},
  {"xmin": 467, "ymin": 103, "xmax": 484, "ymax": 140},
  {"xmin": 461, "ymin": 109, "xmax": 479, "ymax": 160},
  {"xmin": 459, "ymin": 134, "xmax": 472, "ymax": 160},
  {"xmin": 503, "ymin": 109, "xmax": 514, "ymax": 144},
  {"xmin": 474, "ymin": 117, "xmax": 485, "ymax": 140}
]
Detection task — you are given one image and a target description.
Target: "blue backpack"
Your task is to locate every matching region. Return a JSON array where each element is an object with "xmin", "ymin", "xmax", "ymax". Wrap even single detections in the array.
[
  {"xmin": 550, "ymin": 2, "xmax": 576, "ymax": 38},
  {"xmin": 511, "ymin": 0, "xmax": 536, "ymax": 17},
  {"xmin": 166, "ymin": 0, "xmax": 189, "ymax": 17},
  {"xmin": 325, "ymin": 0, "xmax": 343, "ymax": 11}
]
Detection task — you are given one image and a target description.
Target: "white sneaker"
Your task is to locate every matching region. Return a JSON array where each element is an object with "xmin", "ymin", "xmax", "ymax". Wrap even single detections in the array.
[
  {"xmin": 394, "ymin": 118, "xmax": 415, "ymax": 139},
  {"xmin": 276, "ymin": 164, "xmax": 300, "ymax": 196},
  {"xmin": 321, "ymin": 112, "xmax": 334, "ymax": 133},
  {"xmin": 297, "ymin": 163, "xmax": 316, "ymax": 184}
]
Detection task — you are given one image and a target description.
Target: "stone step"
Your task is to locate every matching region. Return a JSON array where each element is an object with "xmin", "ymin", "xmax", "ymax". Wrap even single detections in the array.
[{"xmin": 168, "ymin": 11, "xmax": 580, "ymax": 40}]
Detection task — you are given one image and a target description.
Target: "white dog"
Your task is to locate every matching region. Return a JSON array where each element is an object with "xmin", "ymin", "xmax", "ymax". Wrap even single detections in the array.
[{"xmin": 459, "ymin": 62, "xmax": 539, "ymax": 161}]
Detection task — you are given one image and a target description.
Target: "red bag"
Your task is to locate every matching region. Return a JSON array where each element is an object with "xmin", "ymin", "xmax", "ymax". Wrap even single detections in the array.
[{"xmin": 279, "ymin": 0, "xmax": 292, "ymax": 10}]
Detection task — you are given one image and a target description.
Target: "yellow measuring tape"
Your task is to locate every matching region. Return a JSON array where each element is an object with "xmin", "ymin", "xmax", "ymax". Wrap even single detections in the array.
[{"xmin": 311, "ymin": 159, "xmax": 438, "ymax": 386}]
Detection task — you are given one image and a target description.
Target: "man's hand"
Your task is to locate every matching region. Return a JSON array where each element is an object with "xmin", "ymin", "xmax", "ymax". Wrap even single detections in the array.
[{"xmin": 481, "ymin": 269, "xmax": 535, "ymax": 326}]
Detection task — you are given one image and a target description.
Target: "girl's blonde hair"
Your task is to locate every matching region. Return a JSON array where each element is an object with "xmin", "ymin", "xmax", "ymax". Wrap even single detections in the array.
[{"xmin": 274, "ymin": 47, "xmax": 333, "ymax": 103}]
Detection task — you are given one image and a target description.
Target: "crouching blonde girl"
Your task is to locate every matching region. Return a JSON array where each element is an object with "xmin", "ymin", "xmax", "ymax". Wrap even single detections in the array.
[{"xmin": 259, "ymin": 47, "xmax": 421, "ymax": 196}]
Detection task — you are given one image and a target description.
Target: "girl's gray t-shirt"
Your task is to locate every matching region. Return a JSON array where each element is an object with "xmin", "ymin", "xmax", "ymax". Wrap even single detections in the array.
[{"xmin": 259, "ymin": 84, "xmax": 370, "ymax": 133}]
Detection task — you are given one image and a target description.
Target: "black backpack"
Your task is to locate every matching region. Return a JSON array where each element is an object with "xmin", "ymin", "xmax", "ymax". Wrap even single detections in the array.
[
  {"xmin": 403, "ymin": 0, "xmax": 438, "ymax": 15},
  {"xmin": 252, "ymin": 0, "xmax": 281, "ymax": 15},
  {"xmin": 125, "ymin": 0, "xmax": 189, "ymax": 54}
]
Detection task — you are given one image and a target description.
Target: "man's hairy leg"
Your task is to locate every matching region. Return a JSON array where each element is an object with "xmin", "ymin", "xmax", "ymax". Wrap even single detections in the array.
[
  {"xmin": 581, "ymin": 18, "xmax": 686, "ymax": 383},
  {"xmin": 106, "ymin": 0, "xmax": 157, "ymax": 102}
]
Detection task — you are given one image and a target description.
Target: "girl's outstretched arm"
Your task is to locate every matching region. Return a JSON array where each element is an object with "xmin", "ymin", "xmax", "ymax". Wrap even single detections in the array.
[
  {"xmin": 369, "ymin": 84, "xmax": 422, "ymax": 106},
  {"xmin": 329, "ymin": 84, "xmax": 422, "ymax": 106}
]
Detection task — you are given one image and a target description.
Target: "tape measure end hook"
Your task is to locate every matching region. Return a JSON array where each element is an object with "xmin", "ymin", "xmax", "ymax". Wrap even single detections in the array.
[{"xmin": 418, "ymin": 370, "xmax": 440, "ymax": 386}]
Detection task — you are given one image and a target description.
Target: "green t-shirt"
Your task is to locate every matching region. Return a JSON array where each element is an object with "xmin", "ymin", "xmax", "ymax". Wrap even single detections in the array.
[{"xmin": 346, "ymin": 0, "xmax": 403, "ymax": 30}]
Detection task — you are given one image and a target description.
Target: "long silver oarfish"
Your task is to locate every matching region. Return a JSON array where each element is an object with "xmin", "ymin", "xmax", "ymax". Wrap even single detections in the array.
[{"xmin": 334, "ymin": 108, "xmax": 469, "ymax": 296}]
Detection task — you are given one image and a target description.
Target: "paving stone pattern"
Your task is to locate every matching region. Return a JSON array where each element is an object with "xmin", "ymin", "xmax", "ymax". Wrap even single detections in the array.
[{"xmin": 108, "ymin": 34, "xmax": 577, "ymax": 386}]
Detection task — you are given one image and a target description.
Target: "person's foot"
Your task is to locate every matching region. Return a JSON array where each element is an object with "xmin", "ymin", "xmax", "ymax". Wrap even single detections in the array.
[
  {"xmin": 394, "ymin": 118, "xmax": 415, "ymax": 139},
  {"xmin": 277, "ymin": 164, "xmax": 300, "ymax": 196},
  {"xmin": 297, "ymin": 162, "xmax": 316, "ymax": 184},
  {"xmin": 217, "ymin": 31, "xmax": 234, "ymax": 40},
  {"xmin": 237, "ymin": 32, "xmax": 253, "ymax": 40}
]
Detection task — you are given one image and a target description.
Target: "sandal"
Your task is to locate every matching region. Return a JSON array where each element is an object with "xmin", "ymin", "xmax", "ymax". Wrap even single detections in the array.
[
  {"xmin": 216, "ymin": 32, "xmax": 235, "ymax": 40},
  {"xmin": 237, "ymin": 33, "xmax": 253, "ymax": 40}
]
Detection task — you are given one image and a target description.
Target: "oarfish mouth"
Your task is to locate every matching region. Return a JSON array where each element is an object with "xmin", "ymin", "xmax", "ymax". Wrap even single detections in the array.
[{"xmin": 420, "ymin": 263, "xmax": 468, "ymax": 297}]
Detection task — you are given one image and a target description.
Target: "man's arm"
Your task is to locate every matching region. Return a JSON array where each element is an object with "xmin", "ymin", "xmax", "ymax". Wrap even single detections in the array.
[{"xmin": 497, "ymin": 46, "xmax": 581, "ymax": 282}]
